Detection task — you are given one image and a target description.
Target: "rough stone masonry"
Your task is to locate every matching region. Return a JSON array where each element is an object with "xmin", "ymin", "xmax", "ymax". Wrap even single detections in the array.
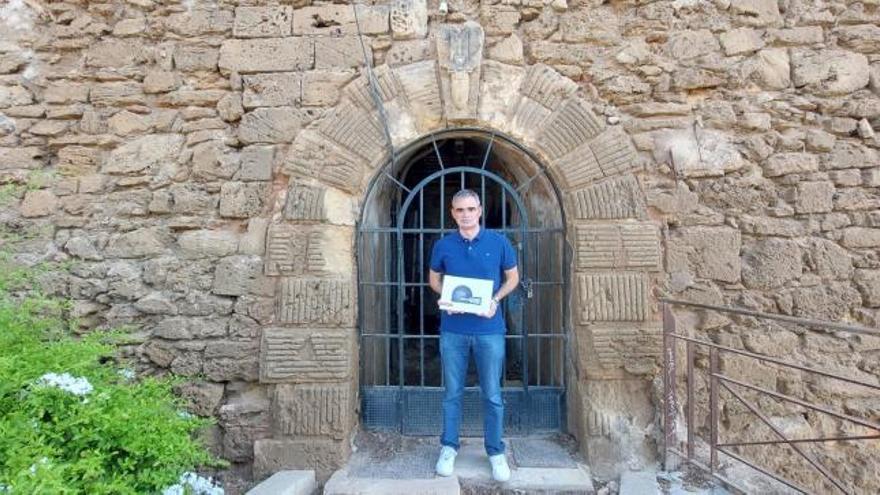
[{"xmin": 1, "ymin": 0, "xmax": 879, "ymax": 491}]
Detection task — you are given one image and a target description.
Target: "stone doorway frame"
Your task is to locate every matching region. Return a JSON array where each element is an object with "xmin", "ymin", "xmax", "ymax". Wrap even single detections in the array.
[{"xmin": 257, "ymin": 53, "xmax": 664, "ymax": 479}]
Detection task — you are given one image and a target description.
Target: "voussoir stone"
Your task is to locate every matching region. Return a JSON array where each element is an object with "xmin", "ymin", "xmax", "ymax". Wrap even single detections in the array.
[
  {"xmin": 792, "ymin": 49, "xmax": 870, "ymax": 96},
  {"xmin": 219, "ymin": 38, "xmax": 314, "ymax": 73}
]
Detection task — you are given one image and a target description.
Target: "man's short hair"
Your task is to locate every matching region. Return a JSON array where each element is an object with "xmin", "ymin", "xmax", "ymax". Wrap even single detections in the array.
[{"xmin": 451, "ymin": 188, "xmax": 481, "ymax": 207}]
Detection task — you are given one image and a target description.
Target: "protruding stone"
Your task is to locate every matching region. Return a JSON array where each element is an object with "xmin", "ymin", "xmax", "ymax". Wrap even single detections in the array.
[{"xmin": 436, "ymin": 21, "xmax": 484, "ymax": 121}]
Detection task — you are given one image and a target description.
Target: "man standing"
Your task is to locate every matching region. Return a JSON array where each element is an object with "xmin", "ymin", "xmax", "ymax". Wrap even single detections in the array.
[{"xmin": 428, "ymin": 189, "xmax": 520, "ymax": 482}]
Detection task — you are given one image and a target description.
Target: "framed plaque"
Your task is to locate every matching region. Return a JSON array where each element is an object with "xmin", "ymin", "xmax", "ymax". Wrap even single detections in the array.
[{"xmin": 439, "ymin": 275, "xmax": 494, "ymax": 315}]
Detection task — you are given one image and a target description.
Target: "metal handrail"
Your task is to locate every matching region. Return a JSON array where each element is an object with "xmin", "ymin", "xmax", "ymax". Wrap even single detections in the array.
[{"xmin": 662, "ymin": 300, "xmax": 880, "ymax": 495}]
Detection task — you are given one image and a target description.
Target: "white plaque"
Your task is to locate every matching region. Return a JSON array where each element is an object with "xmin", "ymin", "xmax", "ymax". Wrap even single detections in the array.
[{"xmin": 439, "ymin": 275, "xmax": 494, "ymax": 315}]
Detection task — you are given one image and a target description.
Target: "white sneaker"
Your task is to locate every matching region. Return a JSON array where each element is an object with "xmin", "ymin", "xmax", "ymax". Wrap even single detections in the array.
[
  {"xmin": 489, "ymin": 453, "xmax": 511, "ymax": 482},
  {"xmin": 436, "ymin": 446, "xmax": 457, "ymax": 477}
]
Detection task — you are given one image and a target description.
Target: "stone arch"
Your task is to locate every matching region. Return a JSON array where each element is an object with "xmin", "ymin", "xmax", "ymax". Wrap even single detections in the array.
[{"xmin": 260, "ymin": 39, "xmax": 662, "ymax": 477}]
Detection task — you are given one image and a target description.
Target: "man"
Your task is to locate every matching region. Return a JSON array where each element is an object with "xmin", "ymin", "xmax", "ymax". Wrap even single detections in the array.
[{"xmin": 428, "ymin": 189, "xmax": 520, "ymax": 482}]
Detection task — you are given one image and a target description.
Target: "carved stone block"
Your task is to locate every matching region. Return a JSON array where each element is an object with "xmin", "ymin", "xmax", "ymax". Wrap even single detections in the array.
[
  {"xmin": 576, "ymin": 223, "xmax": 660, "ymax": 271},
  {"xmin": 265, "ymin": 225, "xmax": 353, "ymax": 277},
  {"xmin": 285, "ymin": 129, "xmax": 365, "ymax": 194},
  {"xmin": 390, "ymin": 0, "xmax": 427, "ymax": 40},
  {"xmin": 272, "ymin": 384, "xmax": 352, "ymax": 440},
  {"xmin": 344, "ymin": 66, "xmax": 402, "ymax": 111},
  {"xmin": 436, "ymin": 22, "xmax": 484, "ymax": 121},
  {"xmin": 577, "ymin": 273, "xmax": 648, "ymax": 322},
  {"xmin": 261, "ymin": 327, "xmax": 354, "ymax": 383},
  {"xmin": 554, "ymin": 142, "xmax": 603, "ymax": 189},
  {"xmin": 284, "ymin": 184, "xmax": 326, "ymax": 221},
  {"xmin": 265, "ymin": 225, "xmax": 326, "ymax": 276},
  {"xmin": 318, "ymin": 102, "xmax": 386, "ymax": 165},
  {"xmin": 276, "ymin": 279, "xmax": 355, "ymax": 326},
  {"xmin": 536, "ymin": 98, "xmax": 605, "ymax": 159},
  {"xmin": 589, "ymin": 127, "xmax": 639, "ymax": 177},
  {"xmin": 315, "ymin": 36, "xmax": 372, "ymax": 69},
  {"xmin": 395, "ymin": 61, "xmax": 443, "ymax": 129},
  {"xmin": 569, "ymin": 175, "xmax": 646, "ymax": 219},
  {"xmin": 519, "ymin": 64, "xmax": 578, "ymax": 110},
  {"xmin": 579, "ymin": 325, "xmax": 663, "ymax": 379},
  {"xmin": 478, "ymin": 61, "xmax": 524, "ymax": 131}
]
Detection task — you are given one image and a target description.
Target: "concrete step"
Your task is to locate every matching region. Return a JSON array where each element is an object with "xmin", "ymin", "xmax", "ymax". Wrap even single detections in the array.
[
  {"xmin": 246, "ymin": 470, "xmax": 316, "ymax": 495},
  {"xmin": 323, "ymin": 470, "xmax": 460, "ymax": 495}
]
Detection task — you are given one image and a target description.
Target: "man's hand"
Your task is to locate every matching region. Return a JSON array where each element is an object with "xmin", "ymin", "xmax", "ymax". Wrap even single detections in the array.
[{"xmin": 479, "ymin": 299, "xmax": 498, "ymax": 319}]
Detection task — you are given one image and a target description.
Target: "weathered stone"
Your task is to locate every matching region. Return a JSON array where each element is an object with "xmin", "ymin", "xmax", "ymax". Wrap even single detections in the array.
[
  {"xmin": 488, "ymin": 34, "xmax": 524, "ymax": 65},
  {"xmin": 576, "ymin": 273, "xmax": 648, "ymax": 322},
  {"xmin": 217, "ymin": 92, "xmax": 244, "ymax": 122},
  {"xmin": 272, "ymin": 384, "xmax": 352, "ymax": 440},
  {"xmin": 792, "ymin": 50, "xmax": 870, "ymax": 96},
  {"xmin": 236, "ymin": 145, "xmax": 273, "ymax": 181},
  {"xmin": 293, "ymin": 4, "xmax": 388, "ymax": 35},
  {"xmin": 386, "ymin": 39, "xmax": 433, "ymax": 66},
  {"xmin": 302, "ymin": 71, "xmax": 355, "ymax": 107},
  {"xmin": 276, "ymin": 279, "xmax": 355, "ymax": 326},
  {"xmin": 785, "ymin": 283, "xmax": 862, "ymax": 320},
  {"xmin": 666, "ymin": 30, "xmax": 719, "ymax": 60},
  {"xmin": 152, "ymin": 317, "xmax": 227, "ymax": 340},
  {"xmin": 178, "ymin": 230, "xmax": 239, "ymax": 258},
  {"xmin": 238, "ymin": 107, "xmax": 303, "ymax": 144},
  {"xmin": 855, "ymin": 270, "xmax": 880, "ymax": 307},
  {"xmin": 763, "ymin": 152, "xmax": 819, "ymax": 177},
  {"xmin": 106, "ymin": 228, "xmax": 166, "ymax": 258},
  {"xmin": 841, "ymin": 228, "xmax": 880, "ymax": 248},
  {"xmin": 480, "ymin": 4, "xmax": 521, "ymax": 36},
  {"xmin": 103, "ymin": 134, "xmax": 183, "ymax": 175},
  {"xmin": 823, "ymin": 142, "xmax": 879, "ymax": 170},
  {"xmin": 173, "ymin": 45, "xmax": 219, "ymax": 72},
  {"xmin": 219, "ymin": 182, "xmax": 268, "ymax": 218},
  {"xmin": 836, "ymin": 25, "xmax": 880, "ymax": 54},
  {"xmin": 143, "ymin": 70, "xmax": 180, "ymax": 93},
  {"xmin": 107, "ymin": 110, "xmax": 151, "ymax": 136},
  {"xmin": 740, "ymin": 216, "xmax": 805, "ymax": 237},
  {"xmin": 65, "ymin": 236, "xmax": 102, "ymax": 260},
  {"xmin": 192, "ymin": 141, "xmax": 240, "ymax": 180},
  {"xmin": 176, "ymin": 382, "xmax": 225, "ymax": 417},
  {"xmin": 43, "ymin": 83, "xmax": 89, "ymax": 104},
  {"xmin": 765, "ymin": 26, "xmax": 823, "ymax": 46},
  {"xmin": 390, "ymin": 0, "xmax": 427, "ymax": 40},
  {"xmin": 0, "ymin": 146, "xmax": 43, "ymax": 170},
  {"xmin": 204, "ymin": 341, "xmax": 260, "ymax": 382},
  {"xmin": 243, "ymin": 73, "xmax": 301, "ymax": 108},
  {"xmin": 748, "ymin": 48, "xmax": 790, "ymax": 90},
  {"xmin": 20, "ymin": 190, "xmax": 57, "ymax": 217},
  {"xmin": 89, "ymin": 83, "xmax": 145, "ymax": 106},
  {"xmin": 653, "ymin": 129, "xmax": 743, "ymax": 178},
  {"xmin": 729, "ymin": 0, "xmax": 782, "ymax": 26},
  {"xmin": 720, "ymin": 28, "xmax": 764, "ymax": 56},
  {"xmin": 315, "ymin": 36, "xmax": 372, "ymax": 70},
  {"xmin": 261, "ymin": 328, "xmax": 355, "ymax": 383},
  {"xmin": 213, "ymin": 255, "xmax": 262, "ymax": 296},
  {"xmin": 254, "ymin": 439, "xmax": 349, "ymax": 481},
  {"xmin": 667, "ymin": 227, "xmax": 742, "ymax": 283},
  {"xmin": 134, "ymin": 293, "xmax": 178, "ymax": 315},
  {"xmin": 219, "ymin": 38, "xmax": 314, "ymax": 73},
  {"xmin": 234, "ymin": 6, "xmax": 292, "ymax": 38},
  {"xmin": 796, "ymin": 181, "xmax": 834, "ymax": 214},
  {"xmin": 166, "ymin": 8, "xmax": 233, "ymax": 37},
  {"xmin": 741, "ymin": 239, "xmax": 803, "ymax": 290}
]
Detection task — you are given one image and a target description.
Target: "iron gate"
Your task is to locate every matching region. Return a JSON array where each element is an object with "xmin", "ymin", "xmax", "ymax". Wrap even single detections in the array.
[{"xmin": 358, "ymin": 134, "xmax": 567, "ymax": 435}]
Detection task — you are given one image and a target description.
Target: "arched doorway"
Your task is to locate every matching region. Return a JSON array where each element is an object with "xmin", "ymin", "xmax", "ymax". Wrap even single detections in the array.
[{"xmin": 357, "ymin": 129, "xmax": 569, "ymax": 435}]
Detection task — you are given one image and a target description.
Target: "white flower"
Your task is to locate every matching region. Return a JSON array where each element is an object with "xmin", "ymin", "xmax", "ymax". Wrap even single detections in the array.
[
  {"xmin": 118, "ymin": 368, "xmax": 135, "ymax": 381},
  {"xmin": 0, "ymin": 482, "xmax": 9, "ymax": 493},
  {"xmin": 162, "ymin": 472, "xmax": 223, "ymax": 495},
  {"xmin": 35, "ymin": 373, "xmax": 93, "ymax": 396},
  {"xmin": 177, "ymin": 411, "xmax": 194, "ymax": 420}
]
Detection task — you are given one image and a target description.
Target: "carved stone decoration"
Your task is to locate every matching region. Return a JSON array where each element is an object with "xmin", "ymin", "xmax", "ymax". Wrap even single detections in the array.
[
  {"xmin": 276, "ymin": 278, "xmax": 355, "ymax": 326},
  {"xmin": 317, "ymin": 102, "xmax": 387, "ymax": 166},
  {"xmin": 576, "ymin": 223, "xmax": 661, "ymax": 271},
  {"xmin": 578, "ymin": 325, "xmax": 663, "ymax": 379},
  {"xmin": 436, "ymin": 22, "xmax": 484, "ymax": 121},
  {"xmin": 569, "ymin": 175, "xmax": 647, "ymax": 220},
  {"xmin": 344, "ymin": 65, "xmax": 403, "ymax": 111},
  {"xmin": 265, "ymin": 225, "xmax": 326, "ymax": 276},
  {"xmin": 535, "ymin": 98, "xmax": 605, "ymax": 159},
  {"xmin": 577, "ymin": 273, "xmax": 648, "ymax": 322},
  {"xmin": 260, "ymin": 327, "xmax": 355, "ymax": 383},
  {"xmin": 284, "ymin": 129, "xmax": 365, "ymax": 194},
  {"xmin": 272, "ymin": 384, "xmax": 352, "ymax": 440},
  {"xmin": 390, "ymin": 0, "xmax": 427, "ymax": 40},
  {"xmin": 394, "ymin": 61, "xmax": 443, "ymax": 130},
  {"xmin": 283, "ymin": 184, "xmax": 326, "ymax": 221}
]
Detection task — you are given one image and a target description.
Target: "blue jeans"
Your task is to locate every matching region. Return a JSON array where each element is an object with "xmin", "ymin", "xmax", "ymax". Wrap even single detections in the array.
[{"xmin": 439, "ymin": 331, "xmax": 505, "ymax": 456}]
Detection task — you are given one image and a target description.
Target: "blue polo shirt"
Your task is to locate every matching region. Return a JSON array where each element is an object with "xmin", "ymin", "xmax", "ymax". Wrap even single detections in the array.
[{"xmin": 429, "ymin": 228, "xmax": 518, "ymax": 335}]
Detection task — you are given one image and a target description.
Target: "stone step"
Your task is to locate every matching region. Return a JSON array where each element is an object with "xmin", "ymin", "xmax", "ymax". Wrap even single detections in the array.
[
  {"xmin": 323, "ymin": 471, "xmax": 460, "ymax": 495},
  {"xmin": 246, "ymin": 470, "xmax": 316, "ymax": 495},
  {"xmin": 619, "ymin": 470, "xmax": 660, "ymax": 495}
]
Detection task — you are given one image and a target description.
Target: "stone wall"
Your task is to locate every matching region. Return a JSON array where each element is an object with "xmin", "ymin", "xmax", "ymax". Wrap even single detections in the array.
[{"xmin": 1, "ymin": 0, "xmax": 879, "ymax": 489}]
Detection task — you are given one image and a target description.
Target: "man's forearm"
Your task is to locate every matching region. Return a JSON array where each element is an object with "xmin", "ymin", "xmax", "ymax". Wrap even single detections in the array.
[{"xmin": 494, "ymin": 271, "xmax": 519, "ymax": 301}]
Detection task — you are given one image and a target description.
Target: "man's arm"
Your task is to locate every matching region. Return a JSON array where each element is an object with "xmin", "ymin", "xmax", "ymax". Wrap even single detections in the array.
[
  {"xmin": 429, "ymin": 269, "xmax": 443, "ymax": 295},
  {"xmin": 494, "ymin": 267, "xmax": 519, "ymax": 302}
]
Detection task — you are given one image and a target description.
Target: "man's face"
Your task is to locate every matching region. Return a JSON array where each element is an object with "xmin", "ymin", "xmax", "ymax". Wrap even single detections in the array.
[{"xmin": 451, "ymin": 195, "xmax": 481, "ymax": 229}]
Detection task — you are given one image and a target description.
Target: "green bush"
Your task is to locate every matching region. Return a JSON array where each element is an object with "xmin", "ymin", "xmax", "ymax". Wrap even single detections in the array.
[{"xmin": 0, "ymin": 258, "xmax": 224, "ymax": 494}]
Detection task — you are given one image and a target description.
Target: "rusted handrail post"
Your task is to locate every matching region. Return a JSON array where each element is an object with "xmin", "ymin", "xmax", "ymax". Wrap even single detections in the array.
[
  {"xmin": 709, "ymin": 347, "xmax": 719, "ymax": 472},
  {"xmin": 686, "ymin": 340, "xmax": 695, "ymax": 461},
  {"xmin": 662, "ymin": 303, "xmax": 678, "ymax": 471}
]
